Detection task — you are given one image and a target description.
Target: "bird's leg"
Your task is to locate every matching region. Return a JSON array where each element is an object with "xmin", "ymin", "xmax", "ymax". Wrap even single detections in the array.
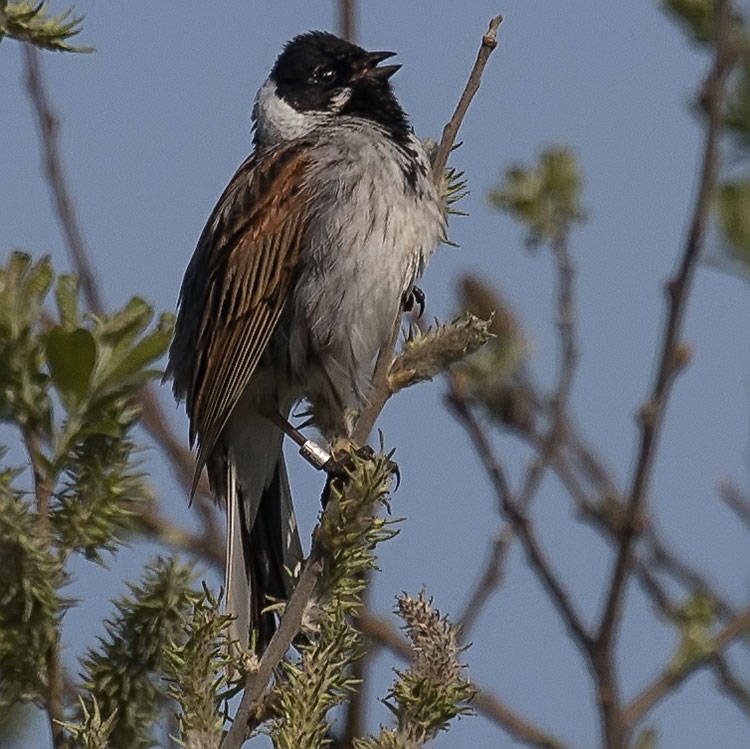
[
  {"xmin": 268, "ymin": 414, "xmax": 399, "ymax": 505},
  {"xmin": 402, "ymin": 285, "xmax": 426, "ymax": 318},
  {"xmin": 269, "ymin": 412, "xmax": 331, "ymax": 470}
]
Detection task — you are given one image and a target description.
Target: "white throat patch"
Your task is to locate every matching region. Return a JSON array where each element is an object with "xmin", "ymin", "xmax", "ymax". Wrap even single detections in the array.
[{"xmin": 253, "ymin": 79, "xmax": 323, "ymax": 145}]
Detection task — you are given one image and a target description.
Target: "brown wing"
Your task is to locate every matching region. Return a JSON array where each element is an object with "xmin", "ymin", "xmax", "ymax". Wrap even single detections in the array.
[{"xmin": 169, "ymin": 144, "xmax": 311, "ymax": 494}]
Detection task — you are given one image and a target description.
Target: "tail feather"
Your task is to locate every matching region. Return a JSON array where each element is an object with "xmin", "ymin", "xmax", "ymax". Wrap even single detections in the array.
[
  {"xmin": 220, "ymin": 416, "xmax": 303, "ymax": 652},
  {"xmin": 224, "ymin": 459, "xmax": 250, "ymax": 648}
]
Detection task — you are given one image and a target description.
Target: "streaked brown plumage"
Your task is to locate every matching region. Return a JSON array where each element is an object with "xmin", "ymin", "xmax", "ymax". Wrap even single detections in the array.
[{"xmin": 172, "ymin": 147, "xmax": 311, "ymax": 496}]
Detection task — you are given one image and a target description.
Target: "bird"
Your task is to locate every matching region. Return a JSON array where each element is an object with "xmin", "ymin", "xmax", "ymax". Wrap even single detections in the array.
[{"xmin": 167, "ymin": 30, "xmax": 445, "ymax": 653}]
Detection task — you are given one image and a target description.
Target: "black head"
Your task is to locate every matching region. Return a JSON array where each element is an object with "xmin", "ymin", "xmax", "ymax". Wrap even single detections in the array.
[{"xmin": 269, "ymin": 31, "xmax": 411, "ymax": 140}]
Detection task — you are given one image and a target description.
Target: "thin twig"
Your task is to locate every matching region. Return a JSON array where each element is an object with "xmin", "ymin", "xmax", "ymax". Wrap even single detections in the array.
[
  {"xmin": 548, "ymin": 232, "xmax": 578, "ymax": 437},
  {"xmin": 622, "ymin": 609, "xmax": 750, "ymax": 727},
  {"xmin": 457, "ymin": 526, "xmax": 511, "ymax": 638},
  {"xmin": 711, "ymin": 654, "xmax": 750, "ymax": 715},
  {"xmin": 718, "ymin": 480, "xmax": 750, "ymax": 531},
  {"xmin": 359, "ymin": 613, "xmax": 573, "ymax": 749},
  {"xmin": 136, "ymin": 502, "xmax": 223, "ymax": 568},
  {"xmin": 431, "ymin": 15, "xmax": 503, "ymax": 183},
  {"xmin": 447, "ymin": 383, "xmax": 592, "ymax": 653},
  {"xmin": 23, "ymin": 45, "xmax": 103, "ymax": 314},
  {"xmin": 22, "ymin": 424, "xmax": 67, "ymax": 748},
  {"xmin": 644, "ymin": 527, "xmax": 736, "ymax": 621},
  {"xmin": 458, "ymin": 227, "xmax": 579, "ymax": 636},
  {"xmin": 337, "ymin": 0, "xmax": 356, "ymax": 42}
]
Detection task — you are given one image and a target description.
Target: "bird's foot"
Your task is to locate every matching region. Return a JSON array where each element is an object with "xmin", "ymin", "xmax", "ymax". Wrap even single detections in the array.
[
  {"xmin": 320, "ymin": 441, "xmax": 399, "ymax": 507},
  {"xmin": 403, "ymin": 286, "xmax": 426, "ymax": 318}
]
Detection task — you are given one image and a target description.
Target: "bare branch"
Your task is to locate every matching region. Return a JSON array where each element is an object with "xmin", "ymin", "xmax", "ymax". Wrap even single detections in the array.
[
  {"xmin": 711, "ymin": 654, "xmax": 750, "ymax": 715},
  {"xmin": 136, "ymin": 502, "xmax": 223, "ymax": 569},
  {"xmin": 337, "ymin": 0, "xmax": 356, "ymax": 41},
  {"xmin": 221, "ymin": 551, "xmax": 324, "ymax": 749},
  {"xmin": 431, "ymin": 15, "xmax": 503, "ymax": 183},
  {"xmin": 588, "ymin": 9, "xmax": 737, "ymax": 742},
  {"xmin": 23, "ymin": 44, "xmax": 103, "ymax": 315},
  {"xmin": 622, "ymin": 609, "xmax": 750, "ymax": 727},
  {"xmin": 644, "ymin": 527, "xmax": 737, "ymax": 621},
  {"xmin": 718, "ymin": 480, "xmax": 750, "ymax": 531},
  {"xmin": 447, "ymin": 382, "xmax": 593, "ymax": 653},
  {"xmin": 458, "ymin": 224, "xmax": 581, "ymax": 636},
  {"xmin": 457, "ymin": 526, "xmax": 512, "ymax": 638}
]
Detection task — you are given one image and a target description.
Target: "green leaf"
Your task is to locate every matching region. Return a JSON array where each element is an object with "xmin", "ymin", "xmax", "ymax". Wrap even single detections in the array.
[
  {"xmin": 663, "ymin": 0, "xmax": 716, "ymax": 44},
  {"xmin": 488, "ymin": 146, "xmax": 585, "ymax": 248},
  {"xmin": 44, "ymin": 326, "xmax": 96, "ymax": 403},
  {"xmin": 715, "ymin": 181, "xmax": 750, "ymax": 268},
  {"xmin": 670, "ymin": 593, "xmax": 718, "ymax": 674},
  {"xmin": 632, "ymin": 728, "xmax": 658, "ymax": 749},
  {"xmin": 55, "ymin": 275, "xmax": 80, "ymax": 330},
  {"xmin": 0, "ymin": 253, "xmax": 52, "ymax": 336},
  {"xmin": 96, "ymin": 297, "xmax": 152, "ymax": 343},
  {"xmin": 21, "ymin": 254, "xmax": 54, "ymax": 306},
  {"xmin": 102, "ymin": 313, "xmax": 174, "ymax": 385}
]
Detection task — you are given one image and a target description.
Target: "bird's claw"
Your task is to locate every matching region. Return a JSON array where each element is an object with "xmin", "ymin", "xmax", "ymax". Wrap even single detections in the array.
[
  {"xmin": 320, "ymin": 444, "xmax": 400, "ymax": 506},
  {"xmin": 403, "ymin": 286, "xmax": 426, "ymax": 319}
]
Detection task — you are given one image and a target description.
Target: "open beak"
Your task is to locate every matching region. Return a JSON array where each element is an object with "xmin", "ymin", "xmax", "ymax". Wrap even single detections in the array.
[{"xmin": 363, "ymin": 49, "xmax": 401, "ymax": 81}]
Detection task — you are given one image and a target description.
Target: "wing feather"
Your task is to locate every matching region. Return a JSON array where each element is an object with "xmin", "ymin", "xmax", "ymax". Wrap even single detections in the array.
[{"xmin": 169, "ymin": 144, "xmax": 311, "ymax": 494}]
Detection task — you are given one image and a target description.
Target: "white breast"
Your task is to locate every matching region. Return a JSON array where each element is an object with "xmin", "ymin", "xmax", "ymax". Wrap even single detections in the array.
[{"xmin": 287, "ymin": 123, "xmax": 444, "ymax": 436}]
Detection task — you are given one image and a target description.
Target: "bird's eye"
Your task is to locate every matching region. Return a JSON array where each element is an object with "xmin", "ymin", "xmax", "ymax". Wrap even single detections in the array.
[{"xmin": 314, "ymin": 66, "xmax": 337, "ymax": 85}]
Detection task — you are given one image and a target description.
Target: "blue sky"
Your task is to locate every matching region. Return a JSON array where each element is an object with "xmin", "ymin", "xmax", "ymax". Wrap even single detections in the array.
[{"xmin": 2, "ymin": 1, "xmax": 750, "ymax": 747}]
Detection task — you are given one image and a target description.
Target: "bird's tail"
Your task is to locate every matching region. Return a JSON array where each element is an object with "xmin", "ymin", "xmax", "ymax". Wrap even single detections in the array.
[{"xmin": 221, "ymin": 414, "xmax": 303, "ymax": 653}]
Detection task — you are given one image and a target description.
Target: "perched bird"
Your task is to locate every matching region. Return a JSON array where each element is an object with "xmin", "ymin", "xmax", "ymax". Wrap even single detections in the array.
[{"xmin": 167, "ymin": 31, "xmax": 445, "ymax": 651}]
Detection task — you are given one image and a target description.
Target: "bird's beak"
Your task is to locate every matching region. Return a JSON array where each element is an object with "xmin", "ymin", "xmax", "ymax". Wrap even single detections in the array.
[{"xmin": 362, "ymin": 50, "xmax": 401, "ymax": 81}]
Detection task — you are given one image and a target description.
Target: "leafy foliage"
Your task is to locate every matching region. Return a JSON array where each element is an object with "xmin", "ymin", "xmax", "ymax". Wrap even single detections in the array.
[
  {"xmin": 0, "ymin": 476, "xmax": 66, "ymax": 706},
  {"xmin": 0, "ymin": 253, "xmax": 176, "ymax": 725},
  {"xmin": 0, "ymin": 253, "xmax": 173, "ymax": 563},
  {"xmin": 663, "ymin": 0, "xmax": 721, "ymax": 44},
  {"xmin": 662, "ymin": 0, "xmax": 748, "ymax": 47},
  {"xmin": 163, "ymin": 586, "xmax": 238, "ymax": 748},
  {"xmin": 488, "ymin": 146, "xmax": 585, "ymax": 248},
  {"xmin": 355, "ymin": 592, "xmax": 474, "ymax": 748},
  {"xmin": 0, "ymin": 1, "xmax": 92, "ymax": 52},
  {"xmin": 76, "ymin": 558, "xmax": 196, "ymax": 749}
]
